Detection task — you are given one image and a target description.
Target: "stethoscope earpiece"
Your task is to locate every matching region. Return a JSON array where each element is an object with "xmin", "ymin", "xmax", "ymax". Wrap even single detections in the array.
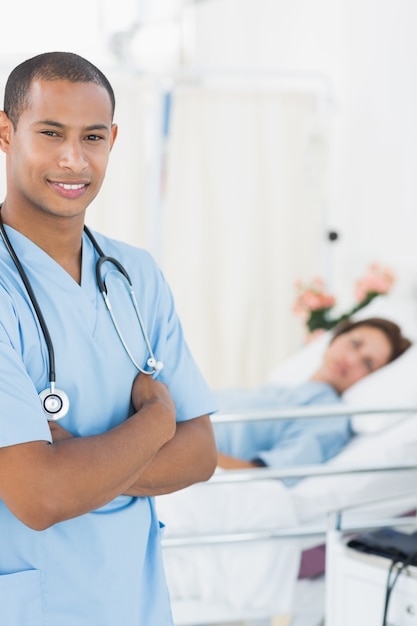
[{"xmin": 147, "ymin": 357, "xmax": 163, "ymax": 372}]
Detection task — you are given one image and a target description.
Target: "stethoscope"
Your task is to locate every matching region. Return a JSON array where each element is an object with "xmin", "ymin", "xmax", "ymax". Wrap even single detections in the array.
[{"xmin": 0, "ymin": 213, "xmax": 163, "ymax": 421}]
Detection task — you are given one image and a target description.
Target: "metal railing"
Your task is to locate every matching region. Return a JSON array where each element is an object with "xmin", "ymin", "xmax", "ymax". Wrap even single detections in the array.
[{"xmin": 162, "ymin": 404, "xmax": 417, "ymax": 549}]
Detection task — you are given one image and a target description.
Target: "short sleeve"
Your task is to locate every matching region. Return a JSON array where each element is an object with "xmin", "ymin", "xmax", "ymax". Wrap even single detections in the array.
[{"xmin": 0, "ymin": 293, "xmax": 52, "ymax": 448}]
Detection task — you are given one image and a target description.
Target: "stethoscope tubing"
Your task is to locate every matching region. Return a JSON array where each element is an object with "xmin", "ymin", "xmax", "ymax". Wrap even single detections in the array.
[
  {"xmin": 84, "ymin": 225, "xmax": 161, "ymax": 375},
  {"xmin": 0, "ymin": 217, "xmax": 57, "ymax": 384},
  {"xmin": 0, "ymin": 215, "xmax": 162, "ymax": 418}
]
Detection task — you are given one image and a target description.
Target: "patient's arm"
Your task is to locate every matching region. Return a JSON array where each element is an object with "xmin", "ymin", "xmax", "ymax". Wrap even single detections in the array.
[{"xmin": 217, "ymin": 452, "xmax": 265, "ymax": 470}]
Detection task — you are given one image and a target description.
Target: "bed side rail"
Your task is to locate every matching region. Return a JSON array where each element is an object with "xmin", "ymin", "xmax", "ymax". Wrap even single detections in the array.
[
  {"xmin": 163, "ymin": 483, "xmax": 417, "ymax": 548},
  {"xmin": 210, "ymin": 404, "xmax": 417, "ymax": 423},
  {"xmin": 162, "ymin": 406, "xmax": 417, "ymax": 547},
  {"xmin": 209, "ymin": 403, "xmax": 417, "ymax": 482},
  {"xmin": 208, "ymin": 461, "xmax": 417, "ymax": 483},
  {"xmin": 162, "ymin": 514, "xmax": 417, "ymax": 547}
]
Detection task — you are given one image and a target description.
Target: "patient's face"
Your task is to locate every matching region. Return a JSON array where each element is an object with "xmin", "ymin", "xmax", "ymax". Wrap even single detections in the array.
[{"xmin": 315, "ymin": 326, "xmax": 392, "ymax": 393}]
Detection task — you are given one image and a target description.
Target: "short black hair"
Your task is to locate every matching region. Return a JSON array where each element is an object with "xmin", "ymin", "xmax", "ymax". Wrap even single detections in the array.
[{"xmin": 3, "ymin": 51, "xmax": 115, "ymax": 128}]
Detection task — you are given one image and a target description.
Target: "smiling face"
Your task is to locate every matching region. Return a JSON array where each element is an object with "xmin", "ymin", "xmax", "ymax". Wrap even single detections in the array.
[
  {"xmin": 312, "ymin": 325, "xmax": 393, "ymax": 393},
  {"xmin": 0, "ymin": 78, "xmax": 117, "ymax": 228}
]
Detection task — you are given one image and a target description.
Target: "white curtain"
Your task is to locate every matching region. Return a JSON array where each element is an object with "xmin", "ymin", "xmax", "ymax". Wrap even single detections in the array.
[
  {"xmin": 87, "ymin": 72, "xmax": 161, "ymax": 251},
  {"xmin": 162, "ymin": 85, "xmax": 330, "ymax": 389}
]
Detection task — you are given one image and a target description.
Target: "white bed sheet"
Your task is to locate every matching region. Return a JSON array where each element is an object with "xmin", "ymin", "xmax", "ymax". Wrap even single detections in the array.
[
  {"xmin": 292, "ymin": 412, "xmax": 417, "ymax": 530},
  {"xmin": 158, "ymin": 477, "xmax": 300, "ymax": 616}
]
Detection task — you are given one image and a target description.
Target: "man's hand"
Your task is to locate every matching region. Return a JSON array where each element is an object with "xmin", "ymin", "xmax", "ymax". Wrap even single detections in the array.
[{"xmin": 131, "ymin": 373, "xmax": 176, "ymax": 418}]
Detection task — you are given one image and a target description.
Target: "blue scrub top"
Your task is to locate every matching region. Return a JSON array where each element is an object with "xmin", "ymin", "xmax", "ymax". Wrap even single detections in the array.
[
  {"xmin": 214, "ymin": 381, "xmax": 352, "ymax": 484},
  {"xmin": 0, "ymin": 226, "xmax": 217, "ymax": 626}
]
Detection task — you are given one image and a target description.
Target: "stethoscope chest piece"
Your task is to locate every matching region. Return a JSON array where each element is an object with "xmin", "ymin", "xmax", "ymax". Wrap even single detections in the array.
[{"xmin": 39, "ymin": 387, "xmax": 70, "ymax": 421}]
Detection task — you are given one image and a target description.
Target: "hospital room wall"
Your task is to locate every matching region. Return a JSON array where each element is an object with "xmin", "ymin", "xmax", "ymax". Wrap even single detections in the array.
[
  {"xmin": 161, "ymin": 0, "xmax": 346, "ymax": 388},
  {"xmin": 187, "ymin": 0, "xmax": 417, "ymax": 299}
]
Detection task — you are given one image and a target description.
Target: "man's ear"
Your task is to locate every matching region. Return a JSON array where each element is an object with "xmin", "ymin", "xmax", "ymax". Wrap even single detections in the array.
[
  {"xmin": 109, "ymin": 123, "xmax": 118, "ymax": 151},
  {"xmin": 0, "ymin": 111, "xmax": 13, "ymax": 154}
]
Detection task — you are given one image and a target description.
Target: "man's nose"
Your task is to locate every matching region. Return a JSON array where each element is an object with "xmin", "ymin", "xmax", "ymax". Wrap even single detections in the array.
[{"xmin": 58, "ymin": 140, "xmax": 88, "ymax": 172}]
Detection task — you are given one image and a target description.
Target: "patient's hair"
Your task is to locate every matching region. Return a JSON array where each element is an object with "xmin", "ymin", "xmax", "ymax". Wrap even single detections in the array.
[
  {"xmin": 332, "ymin": 317, "xmax": 412, "ymax": 364},
  {"xmin": 3, "ymin": 51, "xmax": 115, "ymax": 128}
]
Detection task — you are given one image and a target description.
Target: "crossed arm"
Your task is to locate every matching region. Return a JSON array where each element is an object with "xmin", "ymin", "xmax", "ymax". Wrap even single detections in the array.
[{"xmin": 0, "ymin": 374, "xmax": 217, "ymax": 531}]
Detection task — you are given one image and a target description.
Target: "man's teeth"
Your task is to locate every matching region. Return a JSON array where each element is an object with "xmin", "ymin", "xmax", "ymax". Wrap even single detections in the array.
[{"xmin": 58, "ymin": 183, "xmax": 85, "ymax": 190}]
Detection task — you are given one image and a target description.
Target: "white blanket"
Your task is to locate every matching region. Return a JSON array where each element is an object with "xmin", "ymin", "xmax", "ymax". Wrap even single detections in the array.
[{"xmin": 157, "ymin": 476, "xmax": 300, "ymax": 615}]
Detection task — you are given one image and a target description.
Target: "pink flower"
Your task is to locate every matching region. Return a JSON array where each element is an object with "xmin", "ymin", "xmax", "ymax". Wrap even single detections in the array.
[
  {"xmin": 294, "ymin": 262, "xmax": 395, "ymax": 335},
  {"xmin": 354, "ymin": 263, "xmax": 395, "ymax": 302},
  {"xmin": 293, "ymin": 278, "xmax": 336, "ymax": 317}
]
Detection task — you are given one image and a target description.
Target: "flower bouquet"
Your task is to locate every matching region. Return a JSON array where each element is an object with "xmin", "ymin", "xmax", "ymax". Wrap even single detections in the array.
[{"xmin": 293, "ymin": 263, "xmax": 395, "ymax": 338}]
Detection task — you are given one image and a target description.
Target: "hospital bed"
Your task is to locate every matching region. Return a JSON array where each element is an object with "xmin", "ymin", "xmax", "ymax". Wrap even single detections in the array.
[{"xmin": 156, "ymin": 297, "xmax": 417, "ymax": 626}]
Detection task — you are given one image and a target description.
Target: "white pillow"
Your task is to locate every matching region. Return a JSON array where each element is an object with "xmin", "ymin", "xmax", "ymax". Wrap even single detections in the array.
[
  {"xmin": 345, "ymin": 343, "xmax": 417, "ymax": 433},
  {"xmin": 267, "ymin": 331, "xmax": 329, "ymax": 386},
  {"xmin": 267, "ymin": 296, "xmax": 417, "ymax": 434}
]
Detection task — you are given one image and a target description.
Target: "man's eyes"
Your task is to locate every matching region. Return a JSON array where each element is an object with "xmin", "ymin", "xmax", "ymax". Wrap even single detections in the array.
[
  {"xmin": 39, "ymin": 131, "xmax": 104, "ymax": 141},
  {"xmin": 85, "ymin": 134, "xmax": 104, "ymax": 141}
]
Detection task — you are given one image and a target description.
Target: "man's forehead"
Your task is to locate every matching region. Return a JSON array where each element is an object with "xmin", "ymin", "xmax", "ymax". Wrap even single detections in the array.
[{"xmin": 22, "ymin": 79, "xmax": 113, "ymax": 123}]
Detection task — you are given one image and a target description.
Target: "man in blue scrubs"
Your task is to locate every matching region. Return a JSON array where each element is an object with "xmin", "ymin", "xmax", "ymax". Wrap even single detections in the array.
[{"xmin": 0, "ymin": 52, "xmax": 218, "ymax": 625}]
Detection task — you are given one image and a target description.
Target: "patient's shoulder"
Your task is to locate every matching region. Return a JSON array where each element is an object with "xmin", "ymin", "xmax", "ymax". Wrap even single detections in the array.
[{"xmin": 295, "ymin": 380, "xmax": 341, "ymax": 405}]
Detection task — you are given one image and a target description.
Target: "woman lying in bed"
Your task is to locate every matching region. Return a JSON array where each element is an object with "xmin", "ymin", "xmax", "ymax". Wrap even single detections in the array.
[{"xmin": 214, "ymin": 317, "xmax": 411, "ymax": 479}]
